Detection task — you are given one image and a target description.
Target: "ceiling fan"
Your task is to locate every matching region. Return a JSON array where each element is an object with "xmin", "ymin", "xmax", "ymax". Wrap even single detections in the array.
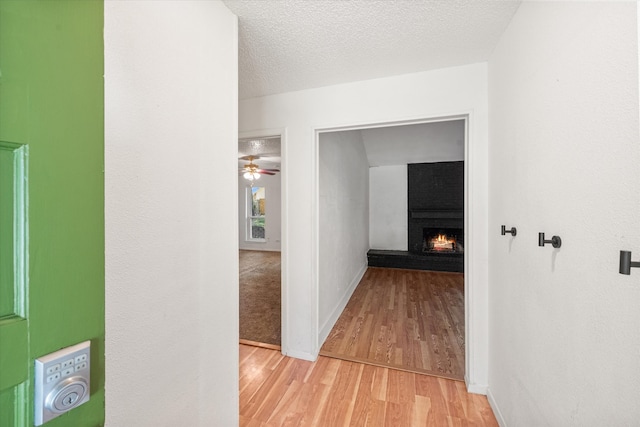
[{"xmin": 239, "ymin": 155, "xmax": 280, "ymax": 181}]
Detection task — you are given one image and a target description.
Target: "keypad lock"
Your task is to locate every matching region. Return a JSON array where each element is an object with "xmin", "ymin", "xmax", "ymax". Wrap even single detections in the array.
[{"xmin": 34, "ymin": 341, "xmax": 91, "ymax": 425}]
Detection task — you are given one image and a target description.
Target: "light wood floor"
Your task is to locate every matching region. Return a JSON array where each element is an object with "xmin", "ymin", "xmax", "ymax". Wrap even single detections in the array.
[
  {"xmin": 240, "ymin": 344, "xmax": 497, "ymax": 426},
  {"xmin": 321, "ymin": 267, "xmax": 465, "ymax": 381}
]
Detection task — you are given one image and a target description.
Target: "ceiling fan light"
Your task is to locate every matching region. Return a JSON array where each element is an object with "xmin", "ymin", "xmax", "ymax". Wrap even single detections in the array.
[{"xmin": 243, "ymin": 171, "xmax": 260, "ymax": 181}]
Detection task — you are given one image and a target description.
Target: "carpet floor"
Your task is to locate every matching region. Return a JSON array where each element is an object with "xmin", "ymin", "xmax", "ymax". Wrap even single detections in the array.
[{"xmin": 239, "ymin": 250, "xmax": 281, "ymax": 346}]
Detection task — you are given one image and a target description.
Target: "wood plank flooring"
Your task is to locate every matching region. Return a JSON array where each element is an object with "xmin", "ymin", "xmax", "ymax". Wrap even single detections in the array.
[
  {"xmin": 240, "ymin": 344, "xmax": 497, "ymax": 426},
  {"xmin": 320, "ymin": 267, "xmax": 465, "ymax": 381}
]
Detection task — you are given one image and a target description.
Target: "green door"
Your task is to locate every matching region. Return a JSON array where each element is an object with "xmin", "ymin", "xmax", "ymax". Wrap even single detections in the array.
[{"xmin": 0, "ymin": 1, "xmax": 105, "ymax": 426}]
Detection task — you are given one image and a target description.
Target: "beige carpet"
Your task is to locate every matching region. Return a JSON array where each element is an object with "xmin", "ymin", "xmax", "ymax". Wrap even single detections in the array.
[{"xmin": 239, "ymin": 250, "xmax": 281, "ymax": 346}]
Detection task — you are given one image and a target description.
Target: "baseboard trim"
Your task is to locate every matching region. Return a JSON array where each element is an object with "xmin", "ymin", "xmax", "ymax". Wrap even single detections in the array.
[
  {"xmin": 487, "ymin": 387, "xmax": 507, "ymax": 427},
  {"xmin": 465, "ymin": 374, "xmax": 488, "ymax": 395},
  {"xmin": 317, "ymin": 262, "xmax": 367, "ymax": 346},
  {"xmin": 281, "ymin": 348, "xmax": 317, "ymax": 362}
]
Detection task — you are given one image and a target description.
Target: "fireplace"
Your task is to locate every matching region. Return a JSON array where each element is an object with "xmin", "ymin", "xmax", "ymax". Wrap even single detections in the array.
[
  {"xmin": 367, "ymin": 161, "xmax": 464, "ymax": 273},
  {"xmin": 423, "ymin": 227, "xmax": 464, "ymax": 254},
  {"xmin": 406, "ymin": 208, "xmax": 464, "ymax": 272},
  {"xmin": 405, "ymin": 161, "xmax": 466, "ymax": 271}
]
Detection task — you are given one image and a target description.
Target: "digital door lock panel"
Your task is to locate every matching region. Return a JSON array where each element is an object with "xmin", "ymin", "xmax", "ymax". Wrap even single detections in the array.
[{"xmin": 34, "ymin": 341, "xmax": 91, "ymax": 426}]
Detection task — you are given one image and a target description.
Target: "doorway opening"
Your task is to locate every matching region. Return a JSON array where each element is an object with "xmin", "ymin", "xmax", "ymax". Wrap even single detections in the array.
[
  {"xmin": 238, "ymin": 135, "xmax": 283, "ymax": 350},
  {"xmin": 316, "ymin": 117, "xmax": 467, "ymax": 380}
]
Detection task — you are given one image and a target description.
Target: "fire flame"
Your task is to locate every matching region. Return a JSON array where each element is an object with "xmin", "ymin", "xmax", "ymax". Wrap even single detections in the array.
[
  {"xmin": 435, "ymin": 234, "xmax": 455, "ymax": 243},
  {"xmin": 429, "ymin": 233, "xmax": 456, "ymax": 252}
]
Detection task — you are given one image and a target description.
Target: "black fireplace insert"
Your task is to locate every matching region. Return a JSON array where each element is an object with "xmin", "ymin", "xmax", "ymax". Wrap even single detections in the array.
[{"xmin": 423, "ymin": 227, "xmax": 464, "ymax": 254}]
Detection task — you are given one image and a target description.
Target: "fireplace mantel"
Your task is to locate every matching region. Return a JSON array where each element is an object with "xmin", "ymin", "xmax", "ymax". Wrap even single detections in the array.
[{"xmin": 409, "ymin": 209, "xmax": 463, "ymax": 220}]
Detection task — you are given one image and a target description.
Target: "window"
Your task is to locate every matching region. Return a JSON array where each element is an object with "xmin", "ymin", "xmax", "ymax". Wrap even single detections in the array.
[{"xmin": 246, "ymin": 186, "xmax": 266, "ymax": 241}]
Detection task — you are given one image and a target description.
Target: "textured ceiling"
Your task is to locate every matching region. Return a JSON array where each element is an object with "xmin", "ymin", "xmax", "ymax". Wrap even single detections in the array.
[
  {"xmin": 223, "ymin": 0, "xmax": 521, "ymax": 99},
  {"xmin": 238, "ymin": 137, "xmax": 281, "ymax": 169}
]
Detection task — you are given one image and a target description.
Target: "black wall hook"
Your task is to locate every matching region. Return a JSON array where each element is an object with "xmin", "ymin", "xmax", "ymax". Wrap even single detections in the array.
[
  {"xmin": 501, "ymin": 225, "xmax": 517, "ymax": 236},
  {"xmin": 538, "ymin": 232, "xmax": 561, "ymax": 248},
  {"xmin": 619, "ymin": 250, "xmax": 640, "ymax": 275}
]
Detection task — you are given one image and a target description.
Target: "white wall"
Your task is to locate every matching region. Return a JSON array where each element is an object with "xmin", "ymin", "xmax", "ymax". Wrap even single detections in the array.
[
  {"xmin": 361, "ymin": 119, "xmax": 465, "ymax": 166},
  {"xmin": 105, "ymin": 2, "xmax": 238, "ymax": 426},
  {"xmin": 238, "ymin": 172, "xmax": 282, "ymax": 251},
  {"xmin": 318, "ymin": 130, "xmax": 369, "ymax": 342},
  {"xmin": 369, "ymin": 165, "xmax": 408, "ymax": 250},
  {"xmin": 488, "ymin": 2, "xmax": 640, "ymax": 425},
  {"xmin": 239, "ymin": 63, "xmax": 490, "ymax": 391}
]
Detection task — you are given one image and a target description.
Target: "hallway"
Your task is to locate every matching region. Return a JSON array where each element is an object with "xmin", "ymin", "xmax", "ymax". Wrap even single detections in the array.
[{"xmin": 240, "ymin": 344, "xmax": 496, "ymax": 426}]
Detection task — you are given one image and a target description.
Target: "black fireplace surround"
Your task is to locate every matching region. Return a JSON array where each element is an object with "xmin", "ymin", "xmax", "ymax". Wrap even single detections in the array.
[{"xmin": 367, "ymin": 161, "xmax": 464, "ymax": 272}]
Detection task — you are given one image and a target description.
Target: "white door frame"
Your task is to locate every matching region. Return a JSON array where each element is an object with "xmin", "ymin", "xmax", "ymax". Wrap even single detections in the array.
[
  {"xmin": 312, "ymin": 112, "xmax": 486, "ymax": 393},
  {"xmin": 238, "ymin": 128, "xmax": 288, "ymax": 353}
]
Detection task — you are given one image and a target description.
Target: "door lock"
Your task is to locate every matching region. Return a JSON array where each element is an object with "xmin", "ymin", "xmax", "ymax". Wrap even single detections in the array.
[{"xmin": 34, "ymin": 341, "xmax": 91, "ymax": 425}]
